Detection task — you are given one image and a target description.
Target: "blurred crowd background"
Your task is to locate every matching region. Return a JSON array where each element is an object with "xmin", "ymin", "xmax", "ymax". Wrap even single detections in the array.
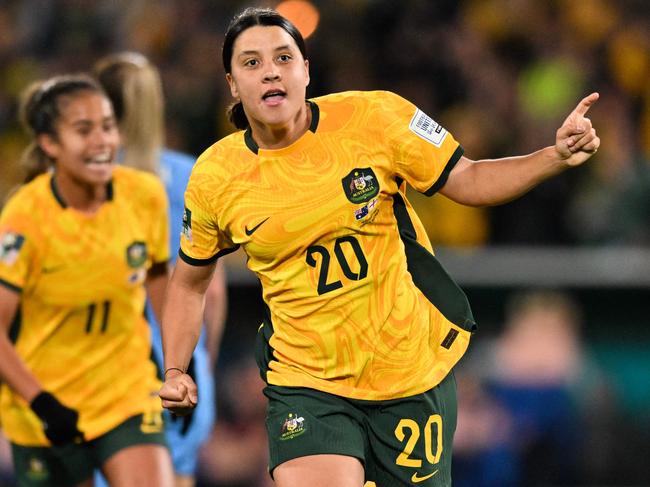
[{"xmin": 0, "ymin": 0, "xmax": 649, "ymax": 486}]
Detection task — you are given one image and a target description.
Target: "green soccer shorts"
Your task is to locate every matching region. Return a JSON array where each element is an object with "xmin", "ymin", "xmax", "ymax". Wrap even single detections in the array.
[
  {"xmin": 264, "ymin": 371, "xmax": 457, "ymax": 486},
  {"xmin": 11, "ymin": 413, "xmax": 168, "ymax": 487}
]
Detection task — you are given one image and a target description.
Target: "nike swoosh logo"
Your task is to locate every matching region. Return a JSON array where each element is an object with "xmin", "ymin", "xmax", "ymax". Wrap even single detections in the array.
[
  {"xmin": 411, "ymin": 469, "xmax": 438, "ymax": 483},
  {"xmin": 42, "ymin": 265, "xmax": 66, "ymax": 274},
  {"xmin": 245, "ymin": 217, "xmax": 270, "ymax": 236}
]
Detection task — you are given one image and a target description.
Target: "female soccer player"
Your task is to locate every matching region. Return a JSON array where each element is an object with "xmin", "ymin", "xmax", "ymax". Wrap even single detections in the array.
[
  {"xmin": 0, "ymin": 74, "xmax": 174, "ymax": 487},
  {"xmin": 94, "ymin": 52, "xmax": 227, "ymax": 487},
  {"xmin": 159, "ymin": 8, "xmax": 600, "ymax": 487}
]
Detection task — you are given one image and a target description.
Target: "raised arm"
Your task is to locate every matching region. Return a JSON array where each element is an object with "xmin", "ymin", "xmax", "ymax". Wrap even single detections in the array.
[
  {"xmin": 440, "ymin": 93, "xmax": 600, "ymax": 207},
  {"xmin": 159, "ymin": 257, "xmax": 216, "ymax": 415}
]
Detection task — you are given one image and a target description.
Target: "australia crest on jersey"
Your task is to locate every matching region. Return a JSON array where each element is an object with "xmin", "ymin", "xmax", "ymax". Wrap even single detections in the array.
[
  {"xmin": 126, "ymin": 241, "xmax": 147, "ymax": 268},
  {"xmin": 341, "ymin": 167, "xmax": 379, "ymax": 204}
]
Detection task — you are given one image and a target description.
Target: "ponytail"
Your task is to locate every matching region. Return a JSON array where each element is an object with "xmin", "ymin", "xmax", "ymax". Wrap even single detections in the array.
[
  {"xmin": 94, "ymin": 53, "xmax": 163, "ymax": 174},
  {"xmin": 227, "ymin": 101, "xmax": 249, "ymax": 130},
  {"xmin": 21, "ymin": 142, "xmax": 52, "ymax": 183}
]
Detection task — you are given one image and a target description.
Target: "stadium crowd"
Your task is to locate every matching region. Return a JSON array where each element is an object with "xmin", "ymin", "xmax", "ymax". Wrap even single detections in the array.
[{"xmin": 1, "ymin": 0, "xmax": 649, "ymax": 246}]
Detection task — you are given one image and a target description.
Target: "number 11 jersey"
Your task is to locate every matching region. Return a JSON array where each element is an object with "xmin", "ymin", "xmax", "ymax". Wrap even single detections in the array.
[{"xmin": 0, "ymin": 167, "xmax": 169, "ymax": 445}]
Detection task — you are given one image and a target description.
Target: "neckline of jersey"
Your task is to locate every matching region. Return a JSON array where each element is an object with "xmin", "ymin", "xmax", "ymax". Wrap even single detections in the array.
[
  {"xmin": 50, "ymin": 173, "xmax": 114, "ymax": 209},
  {"xmin": 244, "ymin": 100, "xmax": 320, "ymax": 156}
]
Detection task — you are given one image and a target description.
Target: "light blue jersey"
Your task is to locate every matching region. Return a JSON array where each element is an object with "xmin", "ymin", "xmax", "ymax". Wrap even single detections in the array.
[
  {"xmin": 96, "ymin": 149, "xmax": 215, "ymax": 482},
  {"xmin": 153, "ymin": 149, "xmax": 216, "ymax": 474}
]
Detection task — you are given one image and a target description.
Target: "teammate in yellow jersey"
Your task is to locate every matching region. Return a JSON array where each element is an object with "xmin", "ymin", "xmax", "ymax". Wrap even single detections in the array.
[
  {"xmin": 159, "ymin": 7, "xmax": 600, "ymax": 487},
  {"xmin": 0, "ymin": 74, "xmax": 174, "ymax": 486}
]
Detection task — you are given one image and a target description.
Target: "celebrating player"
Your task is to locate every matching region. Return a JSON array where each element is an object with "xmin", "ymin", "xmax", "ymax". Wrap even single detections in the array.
[
  {"xmin": 0, "ymin": 74, "xmax": 174, "ymax": 487},
  {"xmin": 159, "ymin": 7, "xmax": 600, "ymax": 487}
]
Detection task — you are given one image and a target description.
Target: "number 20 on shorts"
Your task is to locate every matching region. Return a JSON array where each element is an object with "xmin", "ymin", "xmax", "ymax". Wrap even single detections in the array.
[{"xmin": 394, "ymin": 414, "xmax": 443, "ymax": 468}]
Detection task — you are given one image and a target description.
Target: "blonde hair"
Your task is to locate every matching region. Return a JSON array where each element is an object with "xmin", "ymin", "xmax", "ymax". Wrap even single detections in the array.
[{"xmin": 94, "ymin": 52, "xmax": 164, "ymax": 174}]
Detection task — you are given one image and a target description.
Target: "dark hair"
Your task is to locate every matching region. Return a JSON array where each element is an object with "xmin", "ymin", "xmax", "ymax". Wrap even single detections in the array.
[
  {"xmin": 19, "ymin": 74, "xmax": 104, "ymax": 182},
  {"xmin": 222, "ymin": 7, "xmax": 307, "ymax": 130}
]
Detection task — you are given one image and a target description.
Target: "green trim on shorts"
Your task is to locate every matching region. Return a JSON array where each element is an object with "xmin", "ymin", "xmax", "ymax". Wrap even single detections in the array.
[
  {"xmin": 92, "ymin": 413, "xmax": 168, "ymax": 466},
  {"xmin": 264, "ymin": 372, "xmax": 457, "ymax": 486},
  {"xmin": 11, "ymin": 414, "xmax": 168, "ymax": 487}
]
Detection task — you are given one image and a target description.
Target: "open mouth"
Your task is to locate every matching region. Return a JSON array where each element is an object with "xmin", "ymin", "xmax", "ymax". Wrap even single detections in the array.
[
  {"xmin": 85, "ymin": 153, "xmax": 112, "ymax": 165},
  {"xmin": 262, "ymin": 89, "xmax": 286, "ymax": 104}
]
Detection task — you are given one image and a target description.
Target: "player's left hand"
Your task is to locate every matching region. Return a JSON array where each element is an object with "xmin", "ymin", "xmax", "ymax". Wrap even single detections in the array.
[
  {"xmin": 555, "ymin": 92, "xmax": 600, "ymax": 166},
  {"xmin": 30, "ymin": 391, "xmax": 85, "ymax": 446}
]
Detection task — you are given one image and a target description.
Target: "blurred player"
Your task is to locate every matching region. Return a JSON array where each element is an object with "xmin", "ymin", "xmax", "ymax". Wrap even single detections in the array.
[
  {"xmin": 159, "ymin": 7, "xmax": 600, "ymax": 487},
  {"xmin": 94, "ymin": 52, "xmax": 227, "ymax": 487},
  {"xmin": 0, "ymin": 74, "xmax": 173, "ymax": 486}
]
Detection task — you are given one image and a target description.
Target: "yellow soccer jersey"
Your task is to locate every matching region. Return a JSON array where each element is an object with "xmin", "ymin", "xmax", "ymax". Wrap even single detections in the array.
[
  {"xmin": 0, "ymin": 166, "xmax": 169, "ymax": 446},
  {"xmin": 181, "ymin": 90, "xmax": 475, "ymax": 400}
]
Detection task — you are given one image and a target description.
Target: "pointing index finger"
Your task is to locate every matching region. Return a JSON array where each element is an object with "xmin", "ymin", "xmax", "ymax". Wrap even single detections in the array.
[{"xmin": 573, "ymin": 92, "xmax": 599, "ymax": 117}]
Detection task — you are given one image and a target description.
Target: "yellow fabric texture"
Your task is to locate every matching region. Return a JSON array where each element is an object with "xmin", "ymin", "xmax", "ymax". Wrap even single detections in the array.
[
  {"xmin": 0, "ymin": 167, "xmax": 169, "ymax": 445},
  {"xmin": 182, "ymin": 91, "xmax": 472, "ymax": 400}
]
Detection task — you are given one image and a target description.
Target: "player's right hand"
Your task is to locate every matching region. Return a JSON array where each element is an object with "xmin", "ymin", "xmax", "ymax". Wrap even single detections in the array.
[
  {"xmin": 30, "ymin": 391, "xmax": 84, "ymax": 446},
  {"xmin": 555, "ymin": 92, "xmax": 600, "ymax": 166},
  {"xmin": 159, "ymin": 372, "xmax": 198, "ymax": 416}
]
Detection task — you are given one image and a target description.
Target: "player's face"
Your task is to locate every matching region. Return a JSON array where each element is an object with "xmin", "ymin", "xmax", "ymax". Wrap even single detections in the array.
[
  {"xmin": 40, "ymin": 91, "xmax": 119, "ymax": 187},
  {"xmin": 227, "ymin": 25, "xmax": 310, "ymax": 129}
]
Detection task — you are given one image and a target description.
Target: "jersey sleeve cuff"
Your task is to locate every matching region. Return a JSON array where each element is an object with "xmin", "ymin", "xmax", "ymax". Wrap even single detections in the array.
[
  {"xmin": 178, "ymin": 245, "xmax": 240, "ymax": 266},
  {"xmin": 423, "ymin": 144, "xmax": 464, "ymax": 196},
  {"xmin": 0, "ymin": 278, "xmax": 21, "ymax": 293}
]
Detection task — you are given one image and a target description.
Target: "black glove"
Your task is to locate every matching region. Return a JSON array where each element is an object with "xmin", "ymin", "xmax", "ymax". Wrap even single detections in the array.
[{"xmin": 30, "ymin": 391, "xmax": 84, "ymax": 446}]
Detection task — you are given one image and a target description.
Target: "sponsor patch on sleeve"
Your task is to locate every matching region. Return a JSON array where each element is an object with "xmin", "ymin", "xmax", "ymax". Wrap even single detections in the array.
[
  {"xmin": 409, "ymin": 108, "xmax": 448, "ymax": 147},
  {"xmin": 181, "ymin": 207, "xmax": 192, "ymax": 243},
  {"xmin": 0, "ymin": 232, "xmax": 25, "ymax": 265}
]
